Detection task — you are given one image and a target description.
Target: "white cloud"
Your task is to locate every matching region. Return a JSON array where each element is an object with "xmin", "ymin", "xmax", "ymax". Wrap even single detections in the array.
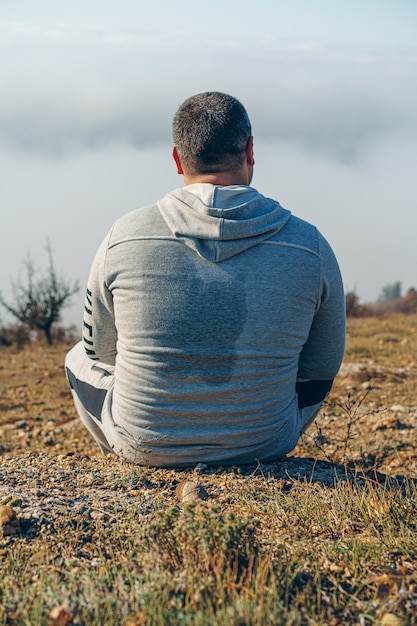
[{"xmin": 0, "ymin": 25, "xmax": 416, "ymax": 166}]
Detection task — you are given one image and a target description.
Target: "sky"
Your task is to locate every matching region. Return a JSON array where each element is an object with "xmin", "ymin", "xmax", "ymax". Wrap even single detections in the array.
[{"xmin": 1, "ymin": 0, "xmax": 417, "ymax": 328}]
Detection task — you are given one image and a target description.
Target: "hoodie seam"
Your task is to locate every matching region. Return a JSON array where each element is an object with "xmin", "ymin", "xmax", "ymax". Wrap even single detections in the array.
[
  {"xmin": 316, "ymin": 229, "xmax": 325, "ymax": 314},
  {"xmin": 103, "ymin": 227, "xmax": 116, "ymax": 289},
  {"xmin": 261, "ymin": 241, "xmax": 320, "ymax": 258},
  {"xmin": 107, "ymin": 236, "xmax": 182, "ymax": 251}
]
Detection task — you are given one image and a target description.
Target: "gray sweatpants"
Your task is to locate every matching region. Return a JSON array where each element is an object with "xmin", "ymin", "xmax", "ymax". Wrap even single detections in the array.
[{"xmin": 65, "ymin": 342, "xmax": 116, "ymax": 455}]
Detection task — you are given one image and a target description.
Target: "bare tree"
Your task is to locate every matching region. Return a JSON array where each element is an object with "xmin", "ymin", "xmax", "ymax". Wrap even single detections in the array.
[
  {"xmin": 0, "ymin": 240, "xmax": 80, "ymax": 344},
  {"xmin": 345, "ymin": 291, "xmax": 360, "ymax": 317}
]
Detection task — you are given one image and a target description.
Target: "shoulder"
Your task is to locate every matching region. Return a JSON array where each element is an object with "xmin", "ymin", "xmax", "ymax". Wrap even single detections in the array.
[
  {"xmin": 268, "ymin": 211, "xmax": 319, "ymax": 252},
  {"xmin": 281, "ymin": 214, "xmax": 339, "ymax": 259},
  {"xmin": 108, "ymin": 203, "xmax": 171, "ymax": 244}
]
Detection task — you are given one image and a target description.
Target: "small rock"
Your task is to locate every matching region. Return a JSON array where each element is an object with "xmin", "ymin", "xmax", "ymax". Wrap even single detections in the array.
[
  {"xmin": 47, "ymin": 605, "xmax": 71, "ymax": 626},
  {"xmin": 0, "ymin": 505, "xmax": 21, "ymax": 537},
  {"xmin": 380, "ymin": 613, "xmax": 402, "ymax": 626},
  {"xmin": 0, "ymin": 506, "xmax": 15, "ymax": 526},
  {"xmin": 390, "ymin": 404, "xmax": 407, "ymax": 413},
  {"xmin": 175, "ymin": 481, "xmax": 208, "ymax": 503}
]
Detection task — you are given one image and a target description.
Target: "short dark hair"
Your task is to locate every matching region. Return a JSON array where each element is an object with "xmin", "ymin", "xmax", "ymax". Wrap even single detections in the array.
[{"xmin": 172, "ymin": 92, "xmax": 252, "ymax": 175}]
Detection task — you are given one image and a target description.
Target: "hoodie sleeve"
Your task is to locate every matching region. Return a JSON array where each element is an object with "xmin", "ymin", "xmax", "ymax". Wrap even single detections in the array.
[
  {"xmin": 82, "ymin": 231, "xmax": 117, "ymax": 365},
  {"xmin": 297, "ymin": 232, "xmax": 346, "ymax": 381}
]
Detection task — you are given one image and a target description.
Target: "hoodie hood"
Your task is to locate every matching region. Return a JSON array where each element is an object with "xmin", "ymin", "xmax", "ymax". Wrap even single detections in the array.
[{"xmin": 157, "ymin": 183, "xmax": 291, "ymax": 262}]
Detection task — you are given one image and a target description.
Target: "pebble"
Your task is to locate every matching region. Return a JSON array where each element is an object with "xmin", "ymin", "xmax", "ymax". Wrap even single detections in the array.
[
  {"xmin": 47, "ymin": 605, "xmax": 71, "ymax": 626},
  {"xmin": 390, "ymin": 404, "xmax": 408, "ymax": 413},
  {"xmin": 0, "ymin": 505, "xmax": 21, "ymax": 536},
  {"xmin": 176, "ymin": 480, "xmax": 208, "ymax": 503},
  {"xmin": 380, "ymin": 614, "xmax": 402, "ymax": 626}
]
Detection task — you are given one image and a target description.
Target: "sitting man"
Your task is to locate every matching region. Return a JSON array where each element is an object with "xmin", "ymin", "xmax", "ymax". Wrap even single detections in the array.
[{"xmin": 65, "ymin": 91, "xmax": 346, "ymax": 467}]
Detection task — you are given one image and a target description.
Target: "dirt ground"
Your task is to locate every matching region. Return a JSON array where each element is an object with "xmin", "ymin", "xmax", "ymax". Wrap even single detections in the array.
[{"xmin": 1, "ymin": 314, "xmax": 417, "ymax": 479}]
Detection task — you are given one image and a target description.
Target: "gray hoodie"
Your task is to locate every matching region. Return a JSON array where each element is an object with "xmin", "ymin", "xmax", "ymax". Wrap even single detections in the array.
[{"xmin": 82, "ymin": 184, "xmax": 345, "ymax": 466}]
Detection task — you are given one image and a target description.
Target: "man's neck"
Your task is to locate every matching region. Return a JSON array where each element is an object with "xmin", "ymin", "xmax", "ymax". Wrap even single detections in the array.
[{"xmin": 182, "ymin": 171, "xmax": 251, "ymax": 187}]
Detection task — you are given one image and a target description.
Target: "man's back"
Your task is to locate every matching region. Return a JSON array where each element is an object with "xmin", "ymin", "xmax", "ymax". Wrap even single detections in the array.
[
  {"xmin": 81, "ymin": 184, "xmax": 345, "ymax": 466},
  {"xmin": 66, "ymin": 91, "xmax": 345, "ymax": 467}
]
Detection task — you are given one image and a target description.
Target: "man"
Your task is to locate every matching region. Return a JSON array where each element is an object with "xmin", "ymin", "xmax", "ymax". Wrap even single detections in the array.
[{"xmin": 65, "ymin": 92, "xmax": 345, "ymax": 467}]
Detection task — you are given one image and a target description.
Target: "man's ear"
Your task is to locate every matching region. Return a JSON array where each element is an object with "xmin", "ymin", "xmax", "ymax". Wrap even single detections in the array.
[
  {"xmin": 246, "ymin": 136, "xmax": 255, "ymax": 166},
  {"xmin": 172, "ymin": 147, "xmax": 184, "ymax": 175}
]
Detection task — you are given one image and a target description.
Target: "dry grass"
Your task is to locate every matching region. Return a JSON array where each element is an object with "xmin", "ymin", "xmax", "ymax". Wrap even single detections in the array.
[{"xmin": 1, "ymin": 314, "xmax": 417, "ymax": 625}]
